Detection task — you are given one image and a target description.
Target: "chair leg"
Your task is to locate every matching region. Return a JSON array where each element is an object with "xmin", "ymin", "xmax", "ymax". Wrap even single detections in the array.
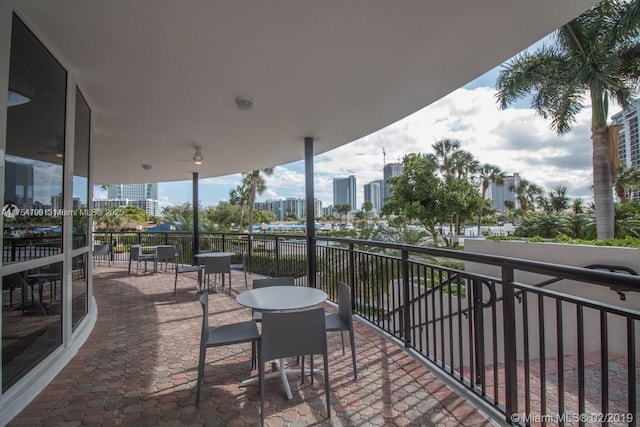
[
  {"xmin": 340, "ymin": 330, "xmax": 345, "ymax": 355},
  {"xmin": 244, "ymin": 269, "xmax": 248, "ymax": 289},
  {"xmin": 128, "ymin": 258, "xmax": 132, "ymax": 274},
  {"xmin": 259, "ymin": 347, "xmax": 265, "ymax": 427},
  {"xmin": 251, "ymin": 341, "xmax": 256, "ymax": 370},
  {"xmin": 310, "ymin": 355, "xmax": 314, "ymax": 385},
  {"xmin": 350, "ymin": 327, "xmax": 357, "ymax": 379},
  {"xmin": 196, "ymin": 346, "xmax": 206, "ymax": 407},
  {"xmin": 173, "ymin": 272, "xmax": 178, "ymax": 296},
  {"xmin": 323, "ymin": 352, "xmax": 331, "ymax": 419}
]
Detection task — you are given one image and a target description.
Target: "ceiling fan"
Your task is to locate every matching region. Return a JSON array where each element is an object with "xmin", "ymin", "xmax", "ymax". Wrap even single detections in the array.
[{"xmin": 37, "ymin": 136, "xmax": 64, "ymax": 158}]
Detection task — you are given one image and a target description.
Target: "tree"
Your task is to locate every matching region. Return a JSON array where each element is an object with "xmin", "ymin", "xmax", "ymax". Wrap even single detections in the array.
[
  {"xmin": 334, "ymin": 204, "xmax": 352, "ymax": 224},
  {"xmin": 207, "ymin": 202, "xmax": 241, "ymax": 230},
  {"xmin": 162, "ymin": 203, "xmax": 194, "ymax": 231},
  {"xmin": 509, "ymin": 179, "xmax": 543, "ymax": 213},
  {"xmin": 229, "ymin": 174, "xmax": 252, "ymax": 230},
  {"xmin": 432, "ymin": 138, "xmax": 461, "ymax": 176},
  {"xmin": 383, "ymin": 153, "xmax": 446, "ymax": 245},
  {"xmin": 257, "ymin": 210, "xmax": 276, "ymax": 225},
  {"xmin": 122, "ymin": 205, "xmax": 148, "ymax": 223},
  {"xmin": 615, "ymin": 200, "xmax": 640, "ymax": 237},
  {"xmin": 496, "ymin": 0, "xmax": 640, "ymax": 239},
  {"xmin": 362, "ymin": 201, "xmax": 373, "ymax": 225},
  {"xmin": 431, "ymin": 140, "xmax": 480, "ymax": 245},
  {"xmin": 450, "ymin": 150, "xmax": 479, "ymax": 179},
  {"xmin": 247, "ymin": 168, "xmax": 274, "ymax": 233},
  {"xmin": 566, "ymin": 198, "xmax": 592, "ymax": 239},
  {"xmin": 362, "ymin": 201, "xmax": 373, "ymax": 215},
  {"xmin": 477, "ymin": 163, "xmax": 506, "ymax": 234},
  {"xmin": 614, "ymin": 163, "xmax": 640, "ymax": 203},
  {"xmin": 549, "ymin": 185, "xmax": 570, "ymax": 212},
  {"xmin": 514, "ymin": 211, "xmax": 568, "ymax": 238}
]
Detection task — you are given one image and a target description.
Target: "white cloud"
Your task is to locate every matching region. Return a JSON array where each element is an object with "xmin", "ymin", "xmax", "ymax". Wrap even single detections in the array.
[{"xmin": 298, "ymin": 86, "xmax": 602, "ymax": 205}]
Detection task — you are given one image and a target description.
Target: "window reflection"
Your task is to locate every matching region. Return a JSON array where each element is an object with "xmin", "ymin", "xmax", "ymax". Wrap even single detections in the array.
[
  {"xmin": 3, "ymin": 15, "xmax": 66, "ymax": 264},
  {"xmin": 72, "ymin": 89, "xmax": 90, "ymax": 249},
  {"xmin": 2, "ymin": 262, "xmax": 63, "ymax": 391},
  {"xmin": 71, "ymin": 253, "xmax": 88, "ymax": 329}
]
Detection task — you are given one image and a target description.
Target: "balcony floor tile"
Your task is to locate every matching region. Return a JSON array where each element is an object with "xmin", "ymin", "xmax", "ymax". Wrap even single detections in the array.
[{"xmin": 9, "ymin": 264, "xmax": 494, "ymax": 426}]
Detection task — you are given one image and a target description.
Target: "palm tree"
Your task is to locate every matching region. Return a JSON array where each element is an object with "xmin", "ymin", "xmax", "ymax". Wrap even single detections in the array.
[
  {"xmin": 247, "ymin": 168, "xmax": 274, "ymax": 233},
  {"xmin": 334, "ymin": 203, "xmax": 351, "ymax": 224},
  {"xmin": 496, "ymin": 0, "xmax": 640, "ymax": 239},
  {"xmin": 509, "ymin": 179, "xmax": 543, "ymax": 213},
  {"xmin": 432, "ymin": 138, "xmax": 461, "ymax": 176},
  {"xmin": 614, "ymin": 163, "xmax": 640, "ymax": 203},
  {"xmin": 362, "ymin": 201, "xmax": 373, "ymax": 225},
  {"xmin": 451, "ymin": 150, "xmax": 479, "ymax": 179},
  {"xmin": 477, "ymin": 163, "xmax": 506, "ymax": 234},
  {"xmin": 229, "ymin": 174, "xmax": 251, "ymax": 230},
  {"xmin": 549, "ymin": 185, "xmax": 570, "ymax": 212}
]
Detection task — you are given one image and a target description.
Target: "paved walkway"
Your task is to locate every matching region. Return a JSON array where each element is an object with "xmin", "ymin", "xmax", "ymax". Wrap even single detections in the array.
[{"xmin": 9, "ymin": 264, "xmax": 494, "ymax": 426}]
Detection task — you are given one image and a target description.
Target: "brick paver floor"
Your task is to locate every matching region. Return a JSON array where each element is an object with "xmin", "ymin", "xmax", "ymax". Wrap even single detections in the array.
[{"xmin": 9, "ymin": 264, "xmax": 495, "ymax": 426}]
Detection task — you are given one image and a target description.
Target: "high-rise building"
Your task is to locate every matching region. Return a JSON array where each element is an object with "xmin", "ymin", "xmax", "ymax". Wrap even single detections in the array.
[
  {"xmin": 333, "ymin": 175, "xmax": 357, "ymax": 211},
  {"xmin": 4, "ymin": 160, "xmax": 34, "ymax": 207},
  {"xmin": 93, "ymin": 199, "xmax": 159, "ymax": 217},
  {"xmin": 382, "ymin": 163, "xmax": 403, "ymax": 208},
  {"xmin": 253, "ymin": 198, "xmax": 322, "ymax": 221},
  {"xmin": 612, "ymin": 99, "xmax": 640, "ymax": 200},
  {"xmin": 363, "ymin": 181, "xmax": 382, "ymax": 214},
  {"xmin": 107, "ymin": 183, "xmax": 158, "ymax": 200},
  {"xmin": 487, "ymin": 172, "xmax": 520, "ymax": 211},
  {"xmin": 103, "ymin": 183, "xmax": 159, "ymax": 216}
]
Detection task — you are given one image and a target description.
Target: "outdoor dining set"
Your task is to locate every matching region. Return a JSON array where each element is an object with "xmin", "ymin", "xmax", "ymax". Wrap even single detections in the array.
[{"xmin": 94, "ymin": 242, "xmax": 357, "ymax": 424}]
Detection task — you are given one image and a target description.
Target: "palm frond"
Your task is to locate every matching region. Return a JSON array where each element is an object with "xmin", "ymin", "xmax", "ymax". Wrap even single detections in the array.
[{"xmin": 495, "ymin": 48, "xmax": 564, "ymax": 110}]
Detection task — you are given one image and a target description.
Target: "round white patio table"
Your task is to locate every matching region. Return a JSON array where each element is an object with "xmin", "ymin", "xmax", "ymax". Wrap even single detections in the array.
[{"xmin": 236, "ymin": 286, "xmax": 328, "ymax": 400}]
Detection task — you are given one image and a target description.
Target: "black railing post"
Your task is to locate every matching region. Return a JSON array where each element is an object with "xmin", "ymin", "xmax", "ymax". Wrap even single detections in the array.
[
  {"xmin": 137, "ymin": 232, "xmax": 141, "ymax": 245},
  {"xmin": 348, "ymin": 242, "xmax": 355, "ymax": 290},
  {"xmin": 164, "ymin": 232, "xmax": 168, "ymax": 245},
  {"xmin": 275, "ymin": 236, "xmax": 280, "ymax": 277},
  {"xmin": 472, "ymin": 279, "xmax": 485, "ymax": 385},
  {"xmin": 502, "ymin": 266, "xmax": 518, "ymax": 424},
  {"xmin": 11, "ymin": 239, "xmax": 16, "ymax": 262},
  {"xmin": 222, "ymin": 233, "xmax": 226, "ymax": 252},
  {"xmin": 247, "ymin": 234, "xmax": 253, "ymax": 274},
  {"xmin": 401, "ymin": 249, "xmax": 411, "ymax": 348},
  {"xmin": 304, "ymin": 136, "xmax": 316, "ymax": 289}
]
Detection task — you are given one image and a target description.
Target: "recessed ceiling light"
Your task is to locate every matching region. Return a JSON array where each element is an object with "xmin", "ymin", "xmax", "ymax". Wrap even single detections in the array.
[{"xmin": 235, "ymin": 96, "xmax": 254, "ymax": 111}]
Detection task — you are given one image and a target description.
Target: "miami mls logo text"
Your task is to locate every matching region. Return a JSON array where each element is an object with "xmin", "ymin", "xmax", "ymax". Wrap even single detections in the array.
[{"xmin": 2, "ymin": 204, "xmax": 19, "ymax": 219}]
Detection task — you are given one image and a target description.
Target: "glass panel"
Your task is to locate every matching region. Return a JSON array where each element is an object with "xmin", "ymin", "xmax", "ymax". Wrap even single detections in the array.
[
  {"xmin": 3, "ymin": 15, "xmax": 66, "ymax": 264},
  {"xmin": 72, "ymin": 89, "xmax": 90, "ymax": 249},
  {"xmin": 71, "ymin": 253, "xmax": 88, "ymax": 329},
  {"xmin": 2, "ymin": 261, "xmax": 63, "ymax": 391}
]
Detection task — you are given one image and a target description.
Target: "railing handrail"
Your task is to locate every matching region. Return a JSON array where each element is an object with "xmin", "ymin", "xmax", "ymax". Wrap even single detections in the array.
[
  {"xmin": 90, "ymin": 231, "xmax": 640, "ymax": 290},
  {"xmin": 315, "ymin": 235, "xmax": 640, "ymax": 291}
]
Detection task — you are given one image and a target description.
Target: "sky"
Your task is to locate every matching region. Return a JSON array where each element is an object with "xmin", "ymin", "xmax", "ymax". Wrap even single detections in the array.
[{"xmin": 95, "ymin": 37, "xmax": 617, "ymax": 211}]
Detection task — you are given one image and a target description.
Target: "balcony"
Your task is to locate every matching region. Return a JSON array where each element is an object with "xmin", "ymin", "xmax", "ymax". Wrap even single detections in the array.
[
  {"xmin": 7, "ymin": 231, "xmax": 639, "ymax": 425},
  {"xmin": 9, "ymin": 263, "xmax": 492, "ymax": 426}
]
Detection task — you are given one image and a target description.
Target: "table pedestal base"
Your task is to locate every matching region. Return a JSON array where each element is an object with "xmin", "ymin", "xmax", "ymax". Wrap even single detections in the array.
[{"xmin": 240, "ymin": 358, "xmax": 317, "ymax": 400}]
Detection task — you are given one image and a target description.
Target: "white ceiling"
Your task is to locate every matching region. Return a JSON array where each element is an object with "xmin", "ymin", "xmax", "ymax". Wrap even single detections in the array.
[{"xmin": 14, "ymin": 0, "xmax": 597, "ymax": 184}]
